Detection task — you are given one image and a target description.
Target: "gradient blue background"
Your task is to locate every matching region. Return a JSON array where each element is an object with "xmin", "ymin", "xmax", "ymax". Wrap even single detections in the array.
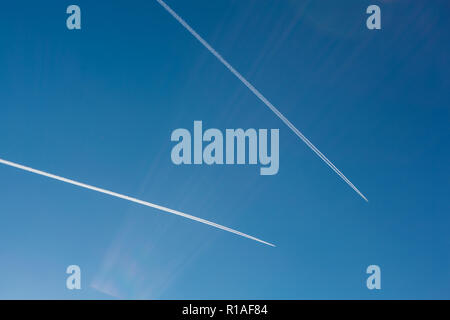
[{"xmin": 0, "ymin": 0, "xmax": 448, "ymax": 299}]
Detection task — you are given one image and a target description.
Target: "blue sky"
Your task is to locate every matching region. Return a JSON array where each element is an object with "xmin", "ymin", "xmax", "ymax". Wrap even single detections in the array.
[{"xmin": 0, "ymin": 0, "xmax": 448, "ymax": 299}]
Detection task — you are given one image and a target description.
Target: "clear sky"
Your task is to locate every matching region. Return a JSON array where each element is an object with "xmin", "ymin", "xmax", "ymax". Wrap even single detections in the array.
[{"xmin": 0, "ymin": 0, "xmax": 448, "ymax": 299}]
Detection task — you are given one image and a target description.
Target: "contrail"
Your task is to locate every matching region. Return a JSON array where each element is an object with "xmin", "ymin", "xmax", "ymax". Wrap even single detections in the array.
[
  {"xmin": 156, "ymin": 0, "xmax": 368, "ymax": 202},
  {"xmin": 0, "ymin": 157, "xmax": 275, "ymax": 247}
]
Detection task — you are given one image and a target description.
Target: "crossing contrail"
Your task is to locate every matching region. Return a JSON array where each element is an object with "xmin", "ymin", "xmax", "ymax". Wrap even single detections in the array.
[
  {"xmin": 0, "ymin": 157, "xmax": 275, "ymax": 247},
  {"xmin": 156, "ymin": 0, "xmax": 368, "ymax": 202}
]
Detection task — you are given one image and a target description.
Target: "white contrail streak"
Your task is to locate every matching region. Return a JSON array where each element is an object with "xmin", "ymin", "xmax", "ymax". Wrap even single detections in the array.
[
  {"xmin": 0, "ymin": 157, "xmax": 275, "ymax": 247},
  {"xmin": 156, "ymin": 0, "xmax": 368, "ymax": 202}
]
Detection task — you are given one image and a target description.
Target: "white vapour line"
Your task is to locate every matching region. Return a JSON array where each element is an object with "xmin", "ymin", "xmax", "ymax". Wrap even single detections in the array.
[
  {"xmin": 0, "ymin": 158, "xmax": 275, "ymax": 247},
  {"xmin": 156, "ymin": 0, "xmax": 368, "ymax": 202}
]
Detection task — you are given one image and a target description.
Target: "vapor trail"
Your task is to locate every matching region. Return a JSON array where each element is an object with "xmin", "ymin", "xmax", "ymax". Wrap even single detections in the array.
[
  {"xmin": 0, "ymin": 158, "xmax": 275, "ymax": 247},
  {"xmin": 156, "ymin": 0, "xmax": 368, "ymax": 202}
]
